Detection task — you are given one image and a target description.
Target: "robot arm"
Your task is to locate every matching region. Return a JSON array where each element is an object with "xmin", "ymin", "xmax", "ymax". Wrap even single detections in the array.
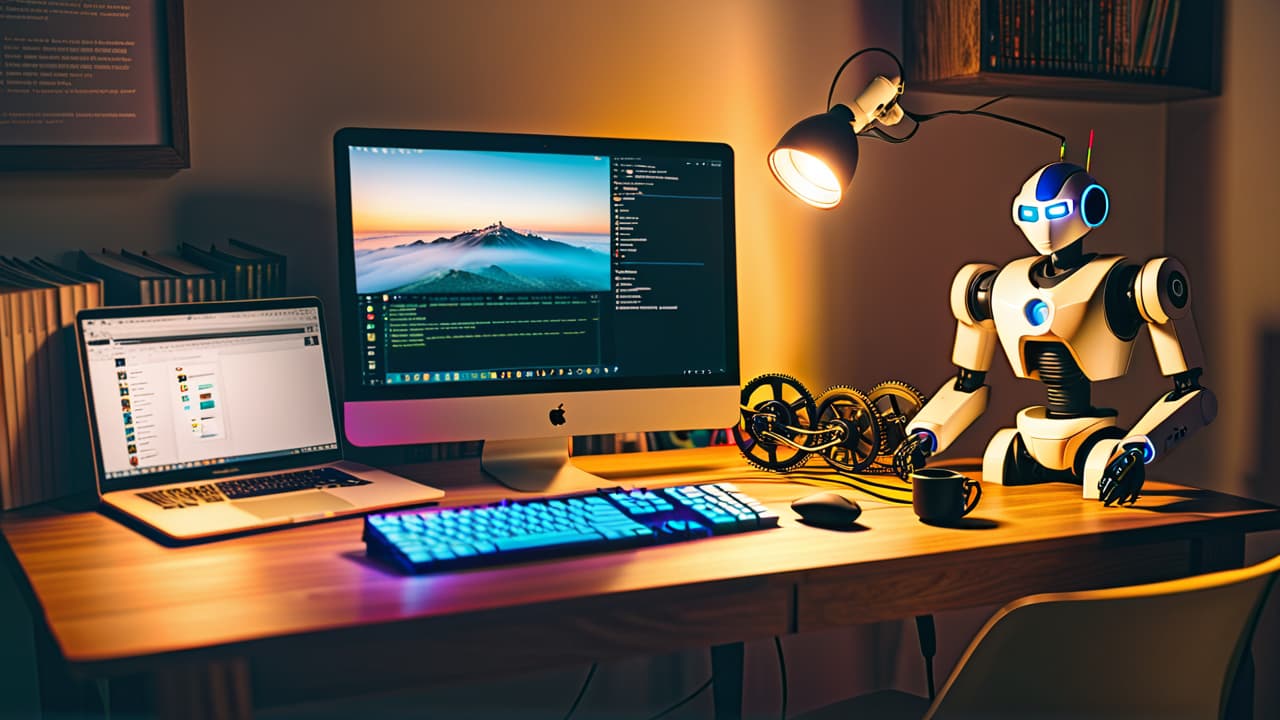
[
  {"xmin": 895, "ymin": 264, "xmax": 1000, "ymax": 476},
  {"xmin": 1086, "ymin": 258, "xmax": 1218, "ymax": 504}
]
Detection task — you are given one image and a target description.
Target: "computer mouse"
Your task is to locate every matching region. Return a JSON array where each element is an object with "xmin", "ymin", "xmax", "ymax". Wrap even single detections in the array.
[{"xmin": 791, "ymin": 491, "xmax": 862, "ymax": 529}]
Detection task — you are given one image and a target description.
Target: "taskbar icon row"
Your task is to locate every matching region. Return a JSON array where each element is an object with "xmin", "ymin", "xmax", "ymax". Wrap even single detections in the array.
[
  {"xmin": 386, "ymin": 366, "xmax": 621, "ymax": 384},
  {"xmin": 106, "ymin": 444, "xmax": 339, "ymax": 479},
  {"xmin": 106, "ymin": 457, "xmax": 230, "ymax": 480}
]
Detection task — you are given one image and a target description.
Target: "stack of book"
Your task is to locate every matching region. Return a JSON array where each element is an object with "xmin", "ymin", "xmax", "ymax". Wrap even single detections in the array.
[
  {"xmin": 0, "ymin": 258, "xmax": 103, "ymax": 509},
  {"xmin": 76, "ymin": 239, "xmax": 286, "ymax": 306},
  {"xmin": 985, "ymin": 0, "xmax": 1183, "ymax": 78}
]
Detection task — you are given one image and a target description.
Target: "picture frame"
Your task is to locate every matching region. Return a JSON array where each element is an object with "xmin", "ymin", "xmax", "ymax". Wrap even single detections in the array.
[{"xmin": 0, "ymin": 0, "xmax": 189, "ymax": 171}]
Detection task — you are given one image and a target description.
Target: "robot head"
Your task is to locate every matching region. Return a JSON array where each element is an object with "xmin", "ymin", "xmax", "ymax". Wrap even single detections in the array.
[{"xmin": 1012, "ymin": 162, "xmax": 1110, "ymax": 255}]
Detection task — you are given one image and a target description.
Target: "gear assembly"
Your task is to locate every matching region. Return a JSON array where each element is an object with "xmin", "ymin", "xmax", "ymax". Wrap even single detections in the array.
[
  {"xmin": 733, "ymin": 375, "xmax": 928, "ymax": 476},
  {"xmin": 891, "ymin": 160, "xmax": 1216, "ymax": 506}
]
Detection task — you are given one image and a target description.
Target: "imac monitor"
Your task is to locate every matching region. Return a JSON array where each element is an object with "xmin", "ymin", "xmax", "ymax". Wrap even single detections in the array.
[{"xmin": 333, "ymin": 128, "xmax": 739, "ymax": 492}]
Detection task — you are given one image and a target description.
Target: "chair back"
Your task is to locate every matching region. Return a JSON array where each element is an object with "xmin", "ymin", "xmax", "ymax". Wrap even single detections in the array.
[{"xmin": 925, "ymin": 553, "xmax": 1280, "ymax": 720}]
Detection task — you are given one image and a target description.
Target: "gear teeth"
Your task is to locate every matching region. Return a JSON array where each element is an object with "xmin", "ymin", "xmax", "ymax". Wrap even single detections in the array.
[
  {"xmin": 733, "ymin": 373, "xmax": 817, "ymax": 471},
  {"xmin": 868, "ymin": 380, "xmax": 927, "ymax": 405},
  {"xmin": 867, "ymin": 380, "xmax": 928, "ymax": 458},
  {"xmin": 814, "ymin": 386, "xmax": 881, "ymax": 474}
]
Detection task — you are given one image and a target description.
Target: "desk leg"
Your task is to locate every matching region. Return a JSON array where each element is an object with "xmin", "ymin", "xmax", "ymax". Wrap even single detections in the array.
[
  {"xmin": 1195, "ymin": 533, "xmax": 1251, "ymax": 720},
  {"xmin": 153, "ymin": 658, "xmax": 253, "ymax": 720},
  {"xmin": 711, "ymin": 641, "xmax": 744, "ymax": 720}
]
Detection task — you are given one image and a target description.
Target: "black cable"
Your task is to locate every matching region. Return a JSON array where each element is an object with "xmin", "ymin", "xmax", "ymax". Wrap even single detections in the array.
[
  {"xmin": 774, "ymin": 636, "xmax": 789, "ymax": 720},
  {"xmin": 646, "ymin": 677, "xmax": 713, "ymax": 720},
  {"xmin": 562, "ymin": 662, "xmax": 598, "ymax": 720},
  {"xmin": 970, "ymin": 94, "xmax": 1011, "ymax": 111},
  {"xmin": 823, "ymin": 44, "xmax": 1063, "ymax": 153},
  {"xmin": 863, "ymin": 124, "xmax": 919, "ymax": 144},
  {"xmin": 903, "ymin": 106, "xmax": 1066, "ymax": 149},
  {"xmin": 778, "ymin": 468, "xmax": 911, "ymax": 502},
  {"xmin": 915, "ymin": 615, "xmax": 937, "ymax": 701},
  {"xmin": 826, "ymin": 47, "xmax": 904, "ymax": 111}
]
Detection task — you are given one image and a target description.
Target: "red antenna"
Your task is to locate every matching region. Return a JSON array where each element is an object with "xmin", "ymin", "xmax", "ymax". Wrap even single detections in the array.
[{"xmin": 1086, "ymin": 129, "xmax": 1095, "ymax": 172}]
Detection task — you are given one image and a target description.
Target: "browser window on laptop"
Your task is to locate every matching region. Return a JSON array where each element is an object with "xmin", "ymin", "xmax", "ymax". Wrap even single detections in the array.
[{"xmin": 77, "ymin": 298, "xmax": 443, "ymax": 542}]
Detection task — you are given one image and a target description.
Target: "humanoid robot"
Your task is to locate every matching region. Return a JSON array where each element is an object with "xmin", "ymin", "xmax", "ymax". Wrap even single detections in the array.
[{"xmin": 893, "ymin": 161, "xmax": 1217, "ymax": 505}]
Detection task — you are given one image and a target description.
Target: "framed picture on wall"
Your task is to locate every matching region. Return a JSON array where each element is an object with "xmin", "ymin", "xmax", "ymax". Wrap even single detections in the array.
[{"xmin": 0, "ymin": 0, "xmax": 189, "ymax": 170}]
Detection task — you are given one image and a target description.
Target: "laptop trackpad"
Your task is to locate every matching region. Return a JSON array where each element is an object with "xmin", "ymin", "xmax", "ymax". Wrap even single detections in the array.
[{"xmin": 236, "ymin": 491, "xmax": 355, "ymax": 520}]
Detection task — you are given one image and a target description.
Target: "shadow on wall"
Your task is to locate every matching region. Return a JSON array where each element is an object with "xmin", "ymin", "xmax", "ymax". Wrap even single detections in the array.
[
  {"xmin": 169, "ymin": 190, "xmax": 338, "ymax": 309},
  {"xmin": 1247, "ymin": 329, "xmax": 1280, "ymax": 505}
]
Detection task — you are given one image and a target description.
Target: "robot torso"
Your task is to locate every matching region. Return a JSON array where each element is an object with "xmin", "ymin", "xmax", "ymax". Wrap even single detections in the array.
[{"xmin": 989, "ymin": 254, "xmax": 1139, "ymax": 381}]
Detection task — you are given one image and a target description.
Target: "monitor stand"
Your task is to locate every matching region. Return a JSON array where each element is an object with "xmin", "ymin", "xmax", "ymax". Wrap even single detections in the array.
[{"xmin": 480, "ymin": 437, "xmax": 618, "ymax": 494}]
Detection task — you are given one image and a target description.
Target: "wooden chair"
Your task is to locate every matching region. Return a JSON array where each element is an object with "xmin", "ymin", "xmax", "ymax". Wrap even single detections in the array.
[{"xmin": 798, "ymin": 552, "xmax": 1280, "ymax": 720}]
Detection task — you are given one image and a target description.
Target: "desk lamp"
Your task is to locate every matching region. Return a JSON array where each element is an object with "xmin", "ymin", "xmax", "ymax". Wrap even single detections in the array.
[{"xmin": 767, "ymin": 48, "xmax": 1217, "ymax": 507}]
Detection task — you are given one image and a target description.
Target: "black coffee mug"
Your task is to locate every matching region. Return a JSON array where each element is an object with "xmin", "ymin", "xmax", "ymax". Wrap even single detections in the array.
[{"xmin": 911, "ymin": 468, "xmax": 982, "ymax": 525}]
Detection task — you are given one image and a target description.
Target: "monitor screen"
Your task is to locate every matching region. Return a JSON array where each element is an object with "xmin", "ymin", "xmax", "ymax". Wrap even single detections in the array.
[
  {"xmin": 78, "ymin": 301, "xmax": 341, "ymax": 491},
  {"xmin": 333, "ymin": 129, "xmax": 739, "ymax": 491}
]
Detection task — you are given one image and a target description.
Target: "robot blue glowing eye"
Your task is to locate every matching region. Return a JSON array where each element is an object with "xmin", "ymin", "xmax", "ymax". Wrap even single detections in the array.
[
  {"xmin": 1024, "ymin": 298, "xmax": 1050, "ymax": 327},
  {"xmin": 1018, "ymin": 205, "xmax": 1039, "ymax": 222},
  {"xmin": 1045, "ymin": 201, "xmax": 1071, "ymax": 219}
]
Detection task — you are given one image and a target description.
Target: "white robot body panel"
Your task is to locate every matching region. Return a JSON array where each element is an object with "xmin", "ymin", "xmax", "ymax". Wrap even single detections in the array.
[
  {"xmin": 982, "ymin": 429, "xmax": 1021, "ymax": 485},
  {"xmin": 990, "ymin": 255, "xmax": 1136, "ymax": 381},
  {"xmin": 1135, "ymin": 257, "xmax": 1206, "ymax": 375},
  {"xmin": 906, "ymin": 381, "xmax": 989, "ymax": 455},
  {"xmin": 949, "ymin": 263, "xmax": 999, "ymax": 371},
  {"xmin": 1012, "ymin": 163, "xmax": 1110, "ymax": 254},
  {"xmin": 1124, "ymin": 388, "xmax": 1218, "ymax": 462},
  {"xmin": 952, "ymin": 320, "xmax": 999, "ymax": 371},
  {"xmin": 1015, "ymin": 406, "xmax": 1118, "ymax": 472}
]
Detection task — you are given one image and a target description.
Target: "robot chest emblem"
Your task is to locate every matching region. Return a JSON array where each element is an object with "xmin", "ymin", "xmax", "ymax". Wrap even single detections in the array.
[
  {"xmin": 1016, "ymin": 290, "xmax": 1087, "ymax": 338},
  {"xmin": 1023, "ymin": 297, "xmax": 1054, "ymax": 333}
]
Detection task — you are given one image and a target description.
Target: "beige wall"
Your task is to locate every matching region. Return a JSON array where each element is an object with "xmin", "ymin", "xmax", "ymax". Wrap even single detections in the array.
[
  {"xmin": 1166, "ymin": 0, "xmax": 1280, "ymax": 501},
  {"xmin": 0, "ymin": 0, "xmax": 1169, "ymax": 443},
  {"xmin": 1167, "ymin": 1, "xmax": 1280, "ymax": 716},
  {"xmin": 0, "ymin": 0, "xmax": 1273, "ymax": 715}
]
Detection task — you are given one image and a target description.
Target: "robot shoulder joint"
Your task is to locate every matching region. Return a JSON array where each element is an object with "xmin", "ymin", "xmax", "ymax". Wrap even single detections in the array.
[
  {"xmin": 950, "ymin": 263, "xmax": 999, "ymax": 326},
  {"xmin": 1135, "ymin": 257, "xmax": 1192, "ymax": 324}
]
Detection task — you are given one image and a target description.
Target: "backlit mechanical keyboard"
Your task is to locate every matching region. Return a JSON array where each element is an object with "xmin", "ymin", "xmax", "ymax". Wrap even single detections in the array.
[
  {"xmin": 364, "ymin": 482, "xmax": 779, "ymax": 574},
  {"xmin": 137, "ymin": 467, "xmax": 371, "ymax": 509}
]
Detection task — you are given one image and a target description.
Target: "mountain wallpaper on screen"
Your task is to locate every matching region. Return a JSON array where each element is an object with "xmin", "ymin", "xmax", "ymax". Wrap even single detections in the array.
[{"xmin": 355, "ymin": 222, "xmax": 610, "ymax": 295}]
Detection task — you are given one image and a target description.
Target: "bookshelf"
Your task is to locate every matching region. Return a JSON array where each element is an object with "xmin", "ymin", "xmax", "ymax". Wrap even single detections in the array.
[{"xmin": 903, "ymin": 0, "xmax": 1221, "ymax": 103}]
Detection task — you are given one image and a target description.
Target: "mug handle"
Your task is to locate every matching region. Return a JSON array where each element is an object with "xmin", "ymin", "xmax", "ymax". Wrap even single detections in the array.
[{"xmin": 962, "ymin": 479, "xmax": 982, "ymax": 516}]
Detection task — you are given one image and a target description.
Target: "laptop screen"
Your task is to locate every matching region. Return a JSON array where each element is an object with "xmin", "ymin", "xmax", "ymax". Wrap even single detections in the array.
[{"xmin": 80, "ymin": 303, "xmax": 340, "ymax": 489}]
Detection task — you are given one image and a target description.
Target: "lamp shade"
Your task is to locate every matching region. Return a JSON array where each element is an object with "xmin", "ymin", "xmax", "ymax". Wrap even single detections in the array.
[{"xmin": 768, "ymin": 104, "xmax": 858, "ymax": 209}]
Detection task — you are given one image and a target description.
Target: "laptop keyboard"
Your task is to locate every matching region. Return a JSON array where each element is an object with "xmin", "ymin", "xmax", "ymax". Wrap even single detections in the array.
[{"xmin": 137, "ymin": 467, "xmax": 371, "ymax": 509}]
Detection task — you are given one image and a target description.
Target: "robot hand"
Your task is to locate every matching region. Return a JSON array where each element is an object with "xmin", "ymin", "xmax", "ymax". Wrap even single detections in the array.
[
  {"xmin": 1098, "ymin": 444, "xmax": 1147, "ymax": 506},
  {"xmin": 893, "ymin": 431, "xmax": 934, "ymax": 479}
]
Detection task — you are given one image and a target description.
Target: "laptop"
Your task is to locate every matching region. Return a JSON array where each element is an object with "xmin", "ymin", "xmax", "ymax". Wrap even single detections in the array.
[{"xmin": 76, "ymin": 297, "xmax": 444, "ymax": 541}]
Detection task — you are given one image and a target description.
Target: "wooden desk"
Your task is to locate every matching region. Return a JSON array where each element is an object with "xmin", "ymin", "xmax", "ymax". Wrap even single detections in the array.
[{"xmin": 3, "ymin": 446, "xmax": 1278, "ymax": 718}]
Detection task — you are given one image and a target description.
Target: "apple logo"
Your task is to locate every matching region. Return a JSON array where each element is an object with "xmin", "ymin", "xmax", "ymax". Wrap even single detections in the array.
[{"xmin": 548, "ymin": 403, "xmax": 566, "ymax": 426}]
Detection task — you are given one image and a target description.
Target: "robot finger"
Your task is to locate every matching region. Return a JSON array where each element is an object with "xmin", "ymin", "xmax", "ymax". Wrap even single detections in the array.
[
  {"xmin": 1101, "ymin": 448, "xmax": 1145, "ymax": 506},
  {"xmin": 1100, "ymin": 467, "xmax": 1130, "ymax": 506}
]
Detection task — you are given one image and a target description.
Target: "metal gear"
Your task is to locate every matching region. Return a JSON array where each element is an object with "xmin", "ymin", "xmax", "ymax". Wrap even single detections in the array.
[
  {"xmin": 867, "ymin": 380, "xmax": 928, "ymax": 455},
  {"xmin": 814, "ymin": 386, "xmax": 881, "ymax": 473},
  {"xmin": 733, "ymin": 373, "xmax": 818, "ymax": 471}
]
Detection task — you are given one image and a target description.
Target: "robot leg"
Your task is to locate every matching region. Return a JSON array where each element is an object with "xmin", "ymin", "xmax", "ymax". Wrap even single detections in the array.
[
  {"xmin": 982, "ymin": 428, "xmax": 1019, "ymax": 485},
  {"xmin": 982, "ymin": 426, "xmax": 1080, "ymax": 486}
]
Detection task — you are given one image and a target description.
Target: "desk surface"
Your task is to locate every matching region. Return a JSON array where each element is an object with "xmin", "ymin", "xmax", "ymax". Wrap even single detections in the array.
[{"xmin": 3, "ymin": 446, "xmax": 1279, "ymax": 693}]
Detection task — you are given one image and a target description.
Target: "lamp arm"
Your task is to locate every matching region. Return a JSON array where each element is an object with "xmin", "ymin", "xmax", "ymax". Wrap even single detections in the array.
[
  {"xmin": 825, "ymin": 47, "xmax": 1064, "ymax": 156},
  {"xmin": 826, "ymin": 47, "xmax": 904, "ymax": 111}
]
